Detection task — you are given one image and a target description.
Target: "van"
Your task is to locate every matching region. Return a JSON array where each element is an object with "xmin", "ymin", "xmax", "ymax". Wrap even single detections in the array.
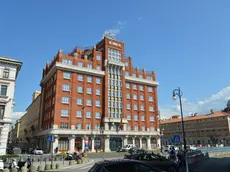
[{"xmin": 121, "ymin": 144, "xmax": 136, "ymax": 152}]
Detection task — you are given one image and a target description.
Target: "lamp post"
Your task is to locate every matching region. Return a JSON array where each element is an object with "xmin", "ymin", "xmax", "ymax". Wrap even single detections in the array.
[
  {"xmin": 173, "ymin": 87, "xmax": 189, "ymax": 172},
  {"xmin": 173, "ymin": 87, "xmax": 186, "ymax": 151}
]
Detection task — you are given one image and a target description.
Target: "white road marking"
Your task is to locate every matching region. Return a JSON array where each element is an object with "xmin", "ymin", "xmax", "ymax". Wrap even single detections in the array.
[{"xmin": 80, "ymin": 165, "xmax": 93, "ymax": 169}]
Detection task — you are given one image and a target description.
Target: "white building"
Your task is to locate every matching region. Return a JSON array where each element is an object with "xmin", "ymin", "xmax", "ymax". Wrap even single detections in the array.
[{"xmin": 0, "ymin": 56, "xmax": 22, "ymax": 155}]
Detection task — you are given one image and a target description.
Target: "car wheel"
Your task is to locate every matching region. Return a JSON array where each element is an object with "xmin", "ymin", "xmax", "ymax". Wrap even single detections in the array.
[{"xmin": 168, "ymin": 166, "xmax": 177, "ymax": 172}]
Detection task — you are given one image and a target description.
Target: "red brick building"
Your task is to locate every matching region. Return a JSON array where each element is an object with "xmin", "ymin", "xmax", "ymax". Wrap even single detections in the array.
[{"xmin": 38, "ymin": 35, "xmax": 160, "ymax": 153}]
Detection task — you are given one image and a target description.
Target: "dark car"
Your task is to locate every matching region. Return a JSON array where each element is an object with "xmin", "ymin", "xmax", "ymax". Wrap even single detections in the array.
[
  {"xmin": 124, "ymin": 153, "xmax": 179, "ymax": 172},
  {"xmin": 88, "ymin": 159, "xmax": 166, "ymax": 172}
]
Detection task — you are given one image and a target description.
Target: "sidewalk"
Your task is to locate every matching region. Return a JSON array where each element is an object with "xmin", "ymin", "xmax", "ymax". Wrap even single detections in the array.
[{"xmin": 31, "ymin": 158, "xmax": 92, "ymax": 171}]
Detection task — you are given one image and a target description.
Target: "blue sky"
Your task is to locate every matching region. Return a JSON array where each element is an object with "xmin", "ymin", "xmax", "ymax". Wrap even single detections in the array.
[{"xmin": 1, "ymin": 0, "xmax": 230, "ymax": 119}]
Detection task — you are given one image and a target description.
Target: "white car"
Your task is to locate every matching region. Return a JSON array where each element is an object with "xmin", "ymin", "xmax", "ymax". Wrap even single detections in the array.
[
  {"xmin": 189, "ymin": 145, "xmax": 197, "ymax": 151},
  {"xmin": 0, "ymin": 159, "xmax": 3, "ymax": 171},
  {"xmin": 121, "ymin": 144, "xmax": 136, "ymax": 152},
  {"xmin": 32, "ymin": 149, "xmax": 43, "ymax": 155}
]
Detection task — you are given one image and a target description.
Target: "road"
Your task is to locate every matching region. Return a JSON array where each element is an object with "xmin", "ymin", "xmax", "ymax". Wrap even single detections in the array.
[{"xmin": 61, "ymin": 155, "xmax": 124, "ymax": 172}]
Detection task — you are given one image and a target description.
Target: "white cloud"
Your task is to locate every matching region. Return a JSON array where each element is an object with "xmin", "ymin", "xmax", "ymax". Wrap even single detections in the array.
[
  {"xmin": 160, "ymin": 86, "xmax": 230, "ymax": 119},
  {"xmin": 11, "ymin": 112, "xmax": 26, "ymax": 124},
  {"xmin": 106, "ymin": 20, "xmax": 126, "ymax": 35},
  {"xmin": 137, "ymin": 17, "xmax": 143, "ymax": 21}
]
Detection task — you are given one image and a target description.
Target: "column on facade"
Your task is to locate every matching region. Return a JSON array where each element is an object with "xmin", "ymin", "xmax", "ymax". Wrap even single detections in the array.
[
  {"xmin": 104, "ymin": 135, "xmax": 110, "ymax": 152},
  {"xmin": 81, "ymin": 136, "xmax": 85, "ymax": 152},
  {"xmin": 50, "ymin": 135, "xmax": 59, "ymax": 154},
  {"xmin": 139, "ymin": 137, "xmax": 143, "ymax": 148},
  {"xmin": 91, "ymin": 136, "xmax": 95, "ymax": 152},
  {"xmin": 68, "ymin": 135, "xmax": 75, "ymax": 153},
  {"xmin": 157, "ymin": 137, "xmax": 161, "ymax": 149},
  {"xmin": 147, "ymin": 136, "xmax": 151, "ymax": 150},
  {"xmin": 132, "ymin": 137, "xmax": 135, "ymax": 145},
  {"xmin": 123, "ymin": 136, "xmax": 128, "ymax": 146}
]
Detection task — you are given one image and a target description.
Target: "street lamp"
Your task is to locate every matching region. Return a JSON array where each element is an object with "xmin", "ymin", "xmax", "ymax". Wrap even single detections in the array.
[{"xmin": 172, "ymin": 87, "xmax": 186, "ymax": 151}]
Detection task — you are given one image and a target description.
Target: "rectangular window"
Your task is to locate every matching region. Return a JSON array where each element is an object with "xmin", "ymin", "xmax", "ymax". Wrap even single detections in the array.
[
  {"xmin": 133, "ymin": 94, "xmax": 137, "ymax": 100},
  {"xmin": 86, "ymin": 124, "xmax": 91, "ymax": 130},
  {"xmin": 86, "ymin": 112, "xmax": 92, "ymax": 118},
  {"xmin": 142, "ymin": 126, "xmax": 145, "ymax": 131},
  {"xmin": 96, "ymin": 78, "xmax": 101, "ymax": 84},
  {"xmin": 77, "ymin": 86, "xmax": 83, "ymax": 93},
  {"xmin": 150, "ymin": 116, "xmax": 155, "ymax": 122},
  {"xmin": 126, "ymin": 104, "xmax": 130, "ymax": 109},
  {"xmin": 147, "ymin": 76, "xmax": 153, "ymax": 80},
  {"xmin": 87, "ymin": 76, "xmax": 92, "ymax": 83},
  {"xmin": 126, "ymin": 93, "xmax": 130, "ymax": 99},
  {"xmin": 62, "ymin": 84, "xmax": 70, "ymax": 91},
  {"xmin": 61, "ymin": 110, "xmax": 69, "ymax": 117},
  {"xmin": 60, "ymin": 122, "xmax": 68, "ymax": 129},
  {"xmin": 76, "ymin": 123, "xmax": 82, "ymax": 130},
  {"xmin": 127, "ymin": 115, "xmax": 131, "ymax": 120},
  {"xmin": 0, "ymin": 85, "xmax": 7, "ymax": 96},
  {"xmin": 140, "ymin": 105, "xmax": 144, "ymax": 111},
  {"xmin": 96, "ymin": 66, "xmax": 101, "ymax": 70},
  {"xmin": 140, "ymin": 85, "xmax": 144, "ymax": 91},
  {"xmin": 88, "ymin": 64, "xmax": 92, "ymax": 69},
  {"xmin": 96, "ymin": 56, "xmax": 101, "ymax": 60},
  {"xmin": 141, "ymin": 116, "xmax": 145, "ymax": 121},
  {"xmin": 132, "ymin": 74, "xmax": 136, "ymax": 77},
  {"xmin": 125, "ymin": 72, "xmax": 129, "ymax": 76},
  {"xmin": 77, "ymin": 98, "xmax": 82, "ymax": 105},
  {"xmin": 78, "ymin": 75, "xmax": 83, "ymax": 81},
  {"xmin": 134, "ymin": 104, "xmax": 137, "ymax": 110},
  {"xmin": 148, "ymin": 87, "xmax": 153, "ymax": 92},
  {"xmin": 125, "ymin": 62, "xmax": 129, "ymax": 66},
  {"xmin": 3, "ymin": 69, "xmax": 9, "ymax": 79},
  {"xmin": 86, "ymin": 99, "xmax": 92, "ymax": 106},
  {"xmin": 150, "ymin": 126, "xmax": 155, "ymax": 131},
  {"xmin": 76, "ymin": 111, "xmax": 82, "ymax": 118},
  {"xmin": 78, "ymin": 62, "xmax": 83, "ymax": 67},
  {"xmin": 148, "ymin": 96, "xmax": 153, "ymax": 102},
  {"xmin": 139, "ymin": 75, "xmax": 143, "ymax": 79},
  {"xmin": 62, "ymin": 59, "xmax": 72, "ymax": 65},
  {"xmin": 87, "ymin": 88, "xmax": 92, "ymax": 94},
  {"xmin": 63, "ymin": 72, "xmax": 70, "ymax": 79},
  {"xmin": 95, "ymin": 100, "xmax": 100, "ymax": 107},
  {"xmin": 96, "ymin": 89, "xmax": 100, "ymax": 95},
  {"xmin": 149, "ymin": 106, "xmax": 154, "ymax": 112},
  {"xmin": 95, "ymin": 112, "xmax": 100, "ymax": 119},
  {"xmin": 134, "ymin": 126, "xmax": 138, "ymax": 131},
  {"xmin": 95, "ymin": 124, "xmax": 100, "ymax": 130},
  {"xmin": 62, "ymin": 97, "xmax": 69, "ymax": 104},
  {"xmin": 140, "ymin": 95, "xmax": 144, "ymax": 101},
  {"xmin": 126, "ymin": 83, "xmax": 130, "ymax": 89},
  {"xmin": 134, "ymin": 115, "xmax": 138, "ymax": 121},
  {"xmin": 133, "ymin": 84, "xmax": 137, "ymax": 90}
]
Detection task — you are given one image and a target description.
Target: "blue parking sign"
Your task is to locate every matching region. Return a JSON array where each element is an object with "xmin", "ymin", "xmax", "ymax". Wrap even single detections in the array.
[
  {"xmin": 46, "ymin": 135, "xmax": 52, "ymax": 142},
  {"xmin": 173, "ymin": 135, "xmax": 180, "ymax": 143}
]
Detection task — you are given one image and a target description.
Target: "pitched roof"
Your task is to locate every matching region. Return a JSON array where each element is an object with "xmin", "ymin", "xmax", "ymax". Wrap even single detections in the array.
[{"xmin": 160, "ymin": 111, "xmax": 229, "ymax": 124}]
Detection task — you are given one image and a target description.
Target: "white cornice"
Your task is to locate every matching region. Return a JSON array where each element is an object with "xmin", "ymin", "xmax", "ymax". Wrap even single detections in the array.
[
  {"xmin": 40, "ymin": 62, "xmax": 105, "ymax": 85},
  {"xmin": 125, "ymin": 76, "xmax": 159, "ymax": 86}
]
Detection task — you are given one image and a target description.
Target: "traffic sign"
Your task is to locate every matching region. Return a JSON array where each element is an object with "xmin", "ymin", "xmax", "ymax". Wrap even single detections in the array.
[
  {"xmin": 160, "ymin": 136, "xmax": 163, "ymax": 140},
  {"xmin": 46, "ymin": 135, "xmax": 52, "ymax": 142},
  {"xmin": 173, "ymin": 135, "xmax": 181, "ymax": 143},
  {"xmin": 85, "ymin": 145, "xmax": 89, "ymax": 150}
]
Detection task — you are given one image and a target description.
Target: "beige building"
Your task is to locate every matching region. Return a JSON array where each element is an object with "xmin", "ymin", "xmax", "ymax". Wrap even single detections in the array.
[
  {"xmin": 160, "ymin": 109, "xmax": 230, "ymax": 146},
  {"xmin": 8, "ymin": 119, "xmax": 21, "ymax": 145},
  {"xmin": 17, "ymin": 91, "xmax": 41, "ymax": 148}
]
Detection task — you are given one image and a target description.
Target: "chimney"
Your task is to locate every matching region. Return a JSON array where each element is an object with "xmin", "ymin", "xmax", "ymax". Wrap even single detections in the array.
[
  {"xmin": 32, "ymin": 91, "xmax": 41, "ymax": 102},
  {"xmin": 210, "ymin": 109, "xmax": 214, "ymax": 114}
]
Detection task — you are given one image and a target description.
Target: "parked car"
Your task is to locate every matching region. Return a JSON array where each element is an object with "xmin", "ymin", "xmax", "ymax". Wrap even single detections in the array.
[
  {"xmin": 88, "ymin": 159, "xmax": 165, "ymax": 172},
  {"xmin": 8, "ymin": 147, "xmax": 21, "ymax": 154},
  {"xmin": 189, "ymin": 145, "xmax": 197, "ymax": 151},
  {"xmin": 124, "ymin": 153, "xmax": 179, "ymax": 172},
  {"xmin": 0, "ymin": 159, "xmax": 3, "ymax": 171},
  {"xmin": 31, "ymin": 148, "xmax": 43, "ymax": 155},
  {"xmin": 120, "ymin": 144, "xmax": 136, "ymax": 152}
]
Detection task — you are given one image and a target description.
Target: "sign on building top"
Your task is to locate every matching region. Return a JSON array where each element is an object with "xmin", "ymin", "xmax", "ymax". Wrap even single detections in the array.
[{"xmin": 103, "ymin": 31, "xmax": 116, "ymax": 40}]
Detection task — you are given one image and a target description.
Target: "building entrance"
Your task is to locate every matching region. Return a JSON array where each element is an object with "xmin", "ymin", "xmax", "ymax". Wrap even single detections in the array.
[{"xmin": 109, "ymin": 136, "xmax": 122, "ymax": 151}]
